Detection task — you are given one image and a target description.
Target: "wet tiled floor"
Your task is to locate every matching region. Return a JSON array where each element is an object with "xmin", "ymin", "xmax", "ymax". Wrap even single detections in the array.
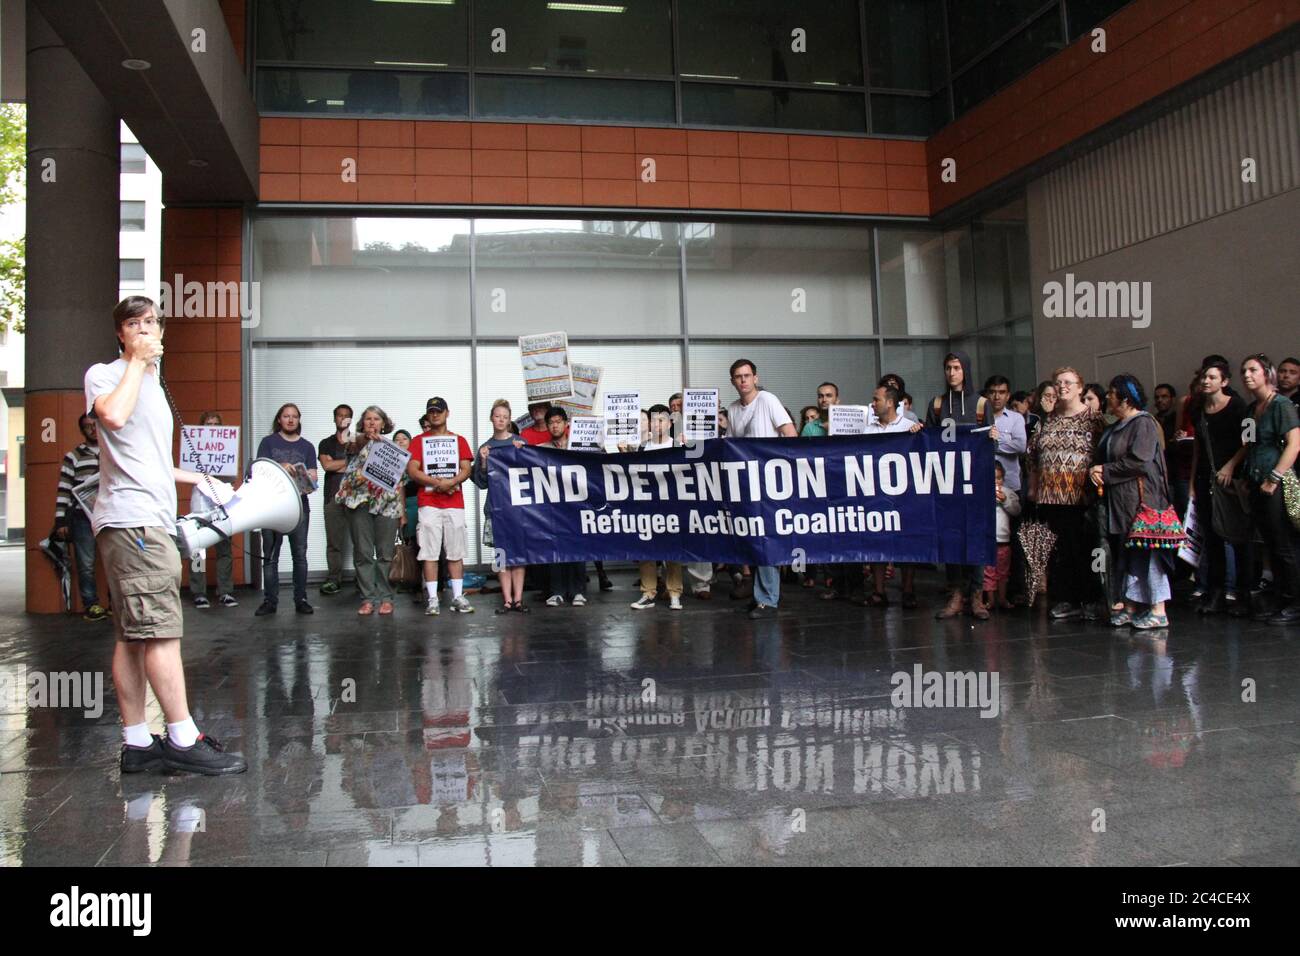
[{"xmin": 2, "ymin": 549, "xmax": 1298, "ymax": 866}]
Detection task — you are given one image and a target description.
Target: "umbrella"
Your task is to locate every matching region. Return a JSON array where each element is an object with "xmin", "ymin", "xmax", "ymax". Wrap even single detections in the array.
[
  {"xmin": 38, "ymin": 534, "xmax": 73, "ymax": 612},
  {"xmin": 1017, "ymin": 520, "xmax": 1057, "ymax": 606}
]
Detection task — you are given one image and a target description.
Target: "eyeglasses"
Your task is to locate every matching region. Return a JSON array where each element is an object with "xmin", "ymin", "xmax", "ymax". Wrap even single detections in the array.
[
  {"xmin": 1054, "ymin": 379, "xmax": 1079, "ymax": 389},
  {"xmin": 123, "ymin": 316, "xmax": 161, "ymax": 331}
]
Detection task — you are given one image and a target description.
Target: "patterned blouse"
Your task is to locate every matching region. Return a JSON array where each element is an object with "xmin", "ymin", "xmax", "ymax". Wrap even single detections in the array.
[
  {"xmin": 334, "ymin": 439, "xmax": 403, "ymax": 518},
  {"xmin": 1030, "ymin": 409, "xmax": 1103, "ymax": 506}
]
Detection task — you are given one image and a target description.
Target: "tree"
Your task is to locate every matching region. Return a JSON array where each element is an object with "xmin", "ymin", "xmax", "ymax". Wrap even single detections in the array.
[{"xmin": 0, "ymin": 103, "xmax": 26, "ymax": 334}]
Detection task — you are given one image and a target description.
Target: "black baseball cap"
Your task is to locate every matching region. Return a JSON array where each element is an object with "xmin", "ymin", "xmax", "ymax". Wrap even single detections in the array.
[{"xmin": 426, "ymin": 397, "xmax": 448, "ymax": 413}]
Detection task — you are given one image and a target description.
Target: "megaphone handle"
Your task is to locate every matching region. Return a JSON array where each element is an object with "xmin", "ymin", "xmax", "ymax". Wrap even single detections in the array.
[{"xmin": 159, "ymin": 370, "xmax": 231, "ymax": 521}]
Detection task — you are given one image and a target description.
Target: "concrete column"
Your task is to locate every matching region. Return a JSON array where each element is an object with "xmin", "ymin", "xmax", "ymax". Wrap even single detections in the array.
[{"xmin": 24, "ymin": 2, "xmax": 120, "ymax": 612}]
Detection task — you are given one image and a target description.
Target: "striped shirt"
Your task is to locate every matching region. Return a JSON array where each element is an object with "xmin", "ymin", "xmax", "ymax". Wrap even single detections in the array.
[{"xmin": 55, "ymin": 442, "xmax": 100, "ymax": 524}]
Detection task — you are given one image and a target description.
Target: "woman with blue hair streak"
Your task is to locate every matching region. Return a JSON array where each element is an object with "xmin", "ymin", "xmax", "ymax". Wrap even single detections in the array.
[{"xmin": 1089, "ymin": 375, "xmax": 1176, "ymax": 630}]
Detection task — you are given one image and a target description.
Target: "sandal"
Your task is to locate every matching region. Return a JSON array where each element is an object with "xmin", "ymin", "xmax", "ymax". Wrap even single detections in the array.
[
  {"xmin": 1132, "ymin": 611, "xmax": 1169, "ymax": 630},
  {"xmin": 357, "ymin": 601, "xmax": 375, "ymax": 616},
  {"xmin": 378, "ymin": 601, "xmax": 394, "ymax": 615},
  {"xmin": 1109, "ymin": 610, "xmax": 1132, "ymax": 627},
  {"xmin": 494, "ymin": 604, "xmax": 512, "ymax": 615},
  {"xmin": 512, "ymin": 601, "xmax": 531, "ymax": 614}
]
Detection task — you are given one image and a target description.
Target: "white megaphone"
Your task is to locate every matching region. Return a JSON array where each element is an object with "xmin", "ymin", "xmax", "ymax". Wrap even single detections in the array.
[{"xmin": 175, "ymin": 457, "xmax": 304, "ymax": 556}]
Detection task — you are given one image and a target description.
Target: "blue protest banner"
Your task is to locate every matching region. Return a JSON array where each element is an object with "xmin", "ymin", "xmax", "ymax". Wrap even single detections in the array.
[{"xmin": 487, "ymin": 430, "xmax": 996, "ymax": 567}]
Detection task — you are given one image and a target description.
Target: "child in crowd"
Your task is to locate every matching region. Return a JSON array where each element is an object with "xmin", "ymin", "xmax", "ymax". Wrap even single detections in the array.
[{"xmin": 982, "ymin": 461, "xmax": 1021, "ymax": 612}]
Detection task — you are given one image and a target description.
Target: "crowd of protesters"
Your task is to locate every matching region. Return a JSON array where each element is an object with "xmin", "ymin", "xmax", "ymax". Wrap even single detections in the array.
[{"xmin": 56, "ymin": 348, "xmax": 1300, "ymax": 633}]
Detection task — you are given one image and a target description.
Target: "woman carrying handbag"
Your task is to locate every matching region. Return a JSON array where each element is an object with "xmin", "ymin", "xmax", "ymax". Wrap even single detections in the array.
[
  {"xmin": 1089, "ymin": 374, "xmax": 1182, "ymax": 630},
  {"xmin": 1218, "ymin": 354, "xmax": 1300, "ymax": 624}
]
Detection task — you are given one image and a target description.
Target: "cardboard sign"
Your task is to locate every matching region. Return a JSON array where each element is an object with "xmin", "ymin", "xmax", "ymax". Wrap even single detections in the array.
[
  {"xmin": 422, "ymin": 436, "xmax": 459, "ymax": 479},
  {"xmin": 828, "ymin": 405, "xmax": 870, "ymax": 436},
  {"xmin": 519, "ymin": 331, "xmax": 574, "ymax": 402},
  {"xmin": 604, "ymin": 391, "xmax": 641, "ymax": 452},
  {"xmin": 555, "ymin": 363, "xmax": 602, "ymax": 417},
  {"xmin": 180, "ymin": 425, "xmax": 240, "ymax": 477},
  {"xmin": 1177, "ymin": 504, "xmax": 1202, "ymax": 568},
  {"xmin": 360, "ymin": 437, "xmax": 411, "ymax": 494},
  {"xmin": 682, "ymin": 388, "xmax": 719, "ymax": 442},
  {"xmin": 569, "ymin": 416, "xmax": 605, "ymax": 452}
]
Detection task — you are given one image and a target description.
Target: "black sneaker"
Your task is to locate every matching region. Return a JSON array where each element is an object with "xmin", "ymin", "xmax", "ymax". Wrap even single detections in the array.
[
  {"xmin": 161, "ymin": 734, "xmax": 248, "ymax": 776},
  {"xmin": 254, "ymin": 601, "xmax": 277, "ymax": 616},
  {"xmin": 295, "ymin": 600, "xmax": 314, "ymax": 614},
  {"xmin": 120, "ymin": 734, "xmax": 166, "ymax": 774},
  {"xmin": 747, "ymin": 603, "xmax": 776, "ymax": 620}
]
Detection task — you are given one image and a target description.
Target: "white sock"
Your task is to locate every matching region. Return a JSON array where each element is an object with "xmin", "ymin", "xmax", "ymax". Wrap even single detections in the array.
[
  {"xmin": 167, "ymin": 717, "xmax": 200, "ymax": 748},
  {"xmin": 425, "ymin": 581, "xmax": 438, "ymax": 600},
  {"xmin": 450, "ymin": 579, "xmax": 463, "ymax": 599},
  {"xmin": 123, "ymin": 722, "xmax": 153, "ymax": 748}
]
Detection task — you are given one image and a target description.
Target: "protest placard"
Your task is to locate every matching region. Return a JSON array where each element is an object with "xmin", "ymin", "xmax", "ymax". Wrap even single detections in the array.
[
  {"xmin": 682, "ymin": 388, "xmax": 719, "ymax": 442},
  {"xmin": 180, "ymin": 425, "xmax": 241, "ymax": 477},
  {"xmin": 569, "ymin": 416, "xmax": 605, "ymax": 451},
  {"xmin": 360, "ymin": 437, "xmax": 412, "ymax": 493},
  {"xmin": 829, "ymin": 405, "xmax": 870, "ymax": 436},
  {"xmin": 422, "ymin": 436, "xmax": 459, "ymax": 479},
  {"xmin": 604, "ymin": 391, "xmax": 641, "ymax": 452},
  {"xmin": 556, "ymin": 363, "xmax": 602, "ymax": 416},
  {"xmin": 519, "ymin": 331, "xmax": 573, "ymax": 402}
]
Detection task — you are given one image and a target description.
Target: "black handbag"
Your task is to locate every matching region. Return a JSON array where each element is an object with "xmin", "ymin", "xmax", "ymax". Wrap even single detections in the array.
[{"xmin": 1200, "ymin": 415, "xmax": 1252, "ymax": 544}]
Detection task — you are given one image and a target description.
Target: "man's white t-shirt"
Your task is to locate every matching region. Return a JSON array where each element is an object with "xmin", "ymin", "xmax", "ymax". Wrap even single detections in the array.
[
  {"xmin": 84, "ymin": 359, "xmax": 177, "ymax": 535},
  {"xmin": 727, "ymin": 390, "xmax": 792, "ymax": 438},
  {"xmin": 865, "ymin": 414, "xmax": 913, "ymax": 434}
]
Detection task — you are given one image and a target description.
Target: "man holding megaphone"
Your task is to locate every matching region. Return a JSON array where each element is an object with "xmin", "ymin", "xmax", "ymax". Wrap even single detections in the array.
[{"xmin": 84, "ymin": 296, "xmax": 247, "ymax": 776}]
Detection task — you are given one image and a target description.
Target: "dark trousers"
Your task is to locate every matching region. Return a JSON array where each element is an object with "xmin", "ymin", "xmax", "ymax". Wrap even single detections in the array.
[
  {"xmin": 68, "ymin": 509, "xmax": 99, "ymax": 607},
  {"xmin": 1040, "ymin": 503, "xmax": 1097, "ymax": 605},
  {"xmin": 1244, "ymin": 485, "xmax": 1300, "ymax": 606},
  {"xmin": 548, "ymin": 562, "xmax": 584, "ymax": 600},
  {"xmin": 944, "ymin": 563, "xmax": 980, "ymax": 598},
  {"xmin": 264, "ymin": 507, "xmax": 310, "ymax": 606},
  {"xmin": 1193, "ymin": 476, "xmax": 1245, "ymax": 596}
]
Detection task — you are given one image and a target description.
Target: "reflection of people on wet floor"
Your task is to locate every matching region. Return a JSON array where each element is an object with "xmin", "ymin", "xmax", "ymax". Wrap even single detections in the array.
[{"xmin": 86, "ymin": 296, "xmax": 246, "ymax": 776}]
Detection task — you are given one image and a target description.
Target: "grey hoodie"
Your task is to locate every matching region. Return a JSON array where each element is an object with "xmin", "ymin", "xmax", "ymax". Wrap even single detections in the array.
[{"xmin": 925, "ymin": 350, "xmax": 982, "ymax": 426}]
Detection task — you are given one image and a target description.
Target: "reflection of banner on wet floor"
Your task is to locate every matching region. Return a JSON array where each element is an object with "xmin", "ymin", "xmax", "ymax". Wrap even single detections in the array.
[{"xmin": 487, "ymin": 429, "xmax": 996, "ymax": 566}]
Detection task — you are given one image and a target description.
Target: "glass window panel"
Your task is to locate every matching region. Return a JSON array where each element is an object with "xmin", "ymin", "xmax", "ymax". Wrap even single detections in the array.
[
  {"xmin": 474, "ymin": 74, "xmax": 673, "ymax": 124},
  {"xmin": 681, "ymin": 83, "xmax": 866, "ymax": 133},
  {"xmin": 120, "ymin": 201, "xmax": 146, "ymax": 232},
  {"xmin": 869, "ymin": 94, "xmax": 934, "ymax": 136},
  {"xmin": 678, "ymin": 0, "xmax": 863, "ymax": 86},
  {"xmin": 121, "ymin": 142, "xmax": 147, "ymax": 174},
  {"xmin": 952, "ymin": 12, "xmax": 1066, "ymax": 115},
  {"xmin": 257, "ymin": 68, "xmax": 468, "ymax": 117},
  {"xmin": 944, "ymin": 226, "xmax": 976, "ymax": 334},
  {"xmin": 684, "ymin": 222, "xmax": 874, "ymax": 336},
  {"xmin": 867, "ymin": 0, "xmax": 946, "ymax": 91},
  {"xmin": 946, "ymin": 0, "xmax": 1056, "ymax": 72},
  {"xmin": 251, "ymin": 217, "xmax": 472, "ymax": 339},
  {"xmin": 473, "ymin": 0, "xmax": 672, "ymax": 76},
  {"xmin": 1066, "ymin": 0, "xmax": 1129, "ymax": 40},
  {"xmin": 256, "ymin": 0, "xmax": 467, "ymax": 68},
  {"xmin": 250, "ymin": 343, "xmax": 476, "ymax": 574},
  {"xmin": 119, "ymin": 259, "xmax": 145, "ymax": 284},
  {"xmin": 689, "ymin": 342, "xmax": 878, "ymax": 412},
  {"xmin": 877, "ymin": 229, "xmax": 948, "ymax": 336},
  {"xmin": 972, "ymin": 199, "xmax": 1031, "ymax": 327},
  {"xmin": 880, "ymin": 339, "xmax": 949, "ymax": 413},
  {"xmin": 978, "ymin": 320, "xmax": 1037, "ymax": 393},
  {"xmin": 474, "ymin": 220, "xmax": 682, "ymax": 338}
]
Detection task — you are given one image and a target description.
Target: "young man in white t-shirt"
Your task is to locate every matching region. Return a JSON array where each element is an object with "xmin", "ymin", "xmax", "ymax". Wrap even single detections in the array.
[
  {"xmin": 85, "ymin": 296, "xmax": 246, "ymax": 776},
  {"xmin": 726, "ymin": 359, "xmax": 796, "ymax": 619}
]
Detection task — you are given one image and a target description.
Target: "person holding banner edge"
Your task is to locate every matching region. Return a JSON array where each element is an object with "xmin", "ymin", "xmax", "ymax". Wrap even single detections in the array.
[
  {"xmin": 727, "ymin": 359, "xmax": 797, "ymax": 620},
  {"xmin": 335, "ymin": 406, "xmax": 404, "ymax": 616}
]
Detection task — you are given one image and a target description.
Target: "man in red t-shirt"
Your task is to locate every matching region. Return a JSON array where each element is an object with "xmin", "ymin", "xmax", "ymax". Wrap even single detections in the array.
[
  {"xmin": 406, "ymin": 397, "xmax": 474, "ymax": 615},
  {"xmin": 520, "ymin": 401, "xmax": 555, "ymax": 445}
]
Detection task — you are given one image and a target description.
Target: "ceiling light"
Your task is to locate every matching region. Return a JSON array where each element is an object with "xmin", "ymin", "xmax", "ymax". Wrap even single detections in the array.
[
  {"xmin": 122, "ymin": 59, "xmax": 151, "ymax": 70},
  {"xmin": 546, "ymin": 3, "xmax": 626, "ymax": 12}
]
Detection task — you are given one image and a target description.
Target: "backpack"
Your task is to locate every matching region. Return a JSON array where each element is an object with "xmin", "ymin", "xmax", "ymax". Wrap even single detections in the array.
[{"xmin": 931, "ymin": 394, "xmax": 987, "ymax": 425}]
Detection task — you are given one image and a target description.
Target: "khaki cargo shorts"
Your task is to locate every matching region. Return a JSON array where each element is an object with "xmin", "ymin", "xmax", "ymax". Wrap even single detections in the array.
[{"xmin": 97, "ymin": 526, "xmax": 184, "ymax": 642}]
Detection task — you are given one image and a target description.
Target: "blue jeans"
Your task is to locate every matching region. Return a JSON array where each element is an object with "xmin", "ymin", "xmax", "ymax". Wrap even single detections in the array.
[
  {"xmin": 68, "ymin": 509, "xmax": 99, "ymax": 607},
  {"xmin": 263, "ymin": 506, "xmax": 310, "ymax": 606},
  {"xmin": 754, "ymin": 565, "xmax": 781, "ymax": 607}
]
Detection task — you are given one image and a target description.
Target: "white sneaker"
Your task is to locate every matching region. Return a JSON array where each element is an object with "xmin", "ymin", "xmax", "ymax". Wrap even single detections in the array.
[
  {"xmin": 450, "ymin": 596, "xmax": 474, "ymax": 614},
  {"xmin": 572, "ymin": 594, "xmax": 587, "ymax": 606},
  {"xmin": 630, "ymin": 594, "xmax": 656, "ymax": 610},
  {"xmin": 669, "ymin": 595, "xmax": 683, "ymax": 610},
  {"xmin": 218, "ymin": 594, "xmax": 239, "ymax": 607},
  {"xmin": 424, "ymin": 599, "xmax": 440, "ymax": 616},
  {"xmin": 545, "ymin": 595, "xmax": 565, "ymax": 607}
]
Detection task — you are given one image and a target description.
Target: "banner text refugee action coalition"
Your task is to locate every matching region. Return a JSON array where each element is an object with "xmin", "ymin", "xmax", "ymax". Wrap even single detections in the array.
[{"xmin": 487, "ymin": 430, "xmax": 996, "ymax": 567}]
